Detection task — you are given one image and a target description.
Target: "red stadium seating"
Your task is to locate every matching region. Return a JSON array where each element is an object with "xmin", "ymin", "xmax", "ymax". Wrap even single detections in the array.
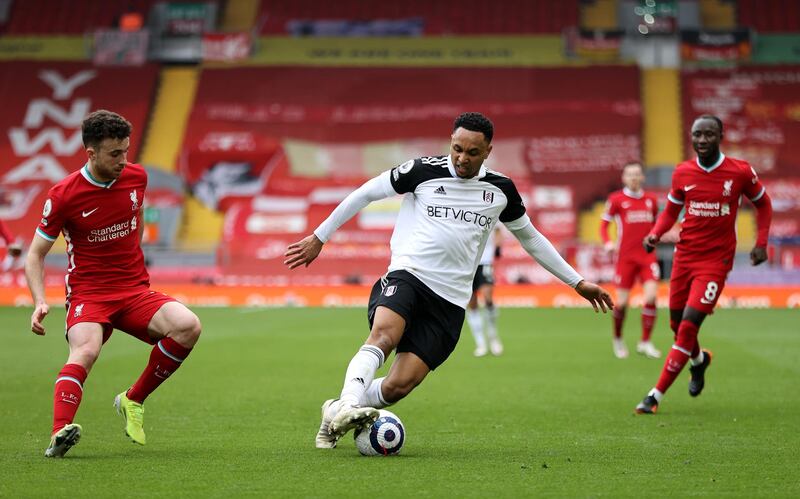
[{"xmin": 738, "ymin": 0, "xmax": 800, "ymax": 32}]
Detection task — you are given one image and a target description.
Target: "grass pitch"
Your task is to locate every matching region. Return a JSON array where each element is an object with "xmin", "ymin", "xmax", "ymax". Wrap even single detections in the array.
[{"xmin": 1, "ymin": 306, "xmax": 797, "ymax": 497}]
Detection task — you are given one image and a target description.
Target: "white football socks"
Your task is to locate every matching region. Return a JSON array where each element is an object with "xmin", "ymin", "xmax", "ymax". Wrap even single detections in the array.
[
  {"xmin": 340, "ymin": 345, "xmax": 385, "ymax": 407},
  {"xmin": 648, "ymin": 388, "xmax": 664, "ymax": 402},
  {"xmin": 361, "ymin": 377, "xmax": 390, "ymax": 409},
  {"xmin": 485, "ymin": 304, "xmax": 499, "ymax": 341},
  {"xmin": 466, "ymin": 308, "xmax": 486, "ymax": 349},
  {"xmin": 690, "ymin": 350, "xmax": 705, "ymax": 366}
]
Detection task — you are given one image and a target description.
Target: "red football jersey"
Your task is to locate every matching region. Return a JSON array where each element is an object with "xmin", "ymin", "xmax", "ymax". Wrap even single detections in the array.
[
  {"xmin": 667, "ymin": 154, "xmax": 766, "ymax": 269},
  {"xmin": 36, "ymin": 163, "xmax": 149, "ymax": 299},
  {"xmin": 602, "ymin": 188, "xmax": 658, "ymax": 260}
]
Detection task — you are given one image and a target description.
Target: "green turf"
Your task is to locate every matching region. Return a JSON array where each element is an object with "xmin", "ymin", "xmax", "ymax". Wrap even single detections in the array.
[{"xmin": 1, "ymin": 306, "xmax": 797, "ymax": 497}]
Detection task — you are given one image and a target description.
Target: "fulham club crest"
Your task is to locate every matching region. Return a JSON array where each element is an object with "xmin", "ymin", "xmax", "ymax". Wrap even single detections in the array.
[
  {"xmin": 384, "ymin": 285, "xmax": 397, "ymax": 297},
  {"xmin": 483, "ymin": 190, "xmax": 494, "ymax": 203}
]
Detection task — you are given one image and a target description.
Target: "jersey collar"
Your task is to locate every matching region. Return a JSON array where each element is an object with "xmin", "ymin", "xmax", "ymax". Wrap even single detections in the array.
[
  {"xmin": 445, "ymin": 155, "xmax": 487, "ymax": 180},
  {"xmin": 695, "ymin": 152, "xmax": 725, "ymax": 173},
  {"xmin": 81, "ymin": 163, "xmax": 118, "ymax": 189},
  {"xmin": 622, "ymin": 187, "xmax": 643, "ymax": 199}
]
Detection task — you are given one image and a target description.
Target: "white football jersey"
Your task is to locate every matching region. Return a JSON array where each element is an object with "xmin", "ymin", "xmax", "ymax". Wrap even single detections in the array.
[
  {"xmin": 479, "ymin": 231, "xmax": 496, "ymax": 266},
  {"xmin": 387, "ymin": 155, "xmax": 526, "ymax": 308}
]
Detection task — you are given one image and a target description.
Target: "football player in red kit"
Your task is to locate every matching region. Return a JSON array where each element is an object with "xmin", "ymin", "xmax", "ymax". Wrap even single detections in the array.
[
  {"xmin": 0, "ymin": 219, "xmax": 23, "ymax": 270},
  {"xmin": 601, "ymin": 163, "xmax": 661, "ymax": 359},
  {"xmin": 25, "ymin": 110, "xmax": 202, "ymax": 456},
  {"xmin": 635, "ymin": 115, "xmax": 772, "ymax": 414}
]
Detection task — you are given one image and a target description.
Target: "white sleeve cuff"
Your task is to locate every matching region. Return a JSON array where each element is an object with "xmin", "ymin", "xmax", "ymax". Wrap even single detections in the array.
[
  {"xmin": 749, "ymin": 186, "xmax": 766, "ymax": 202},
  {"xmin": 667, "ymin": 193, "xmax": 684, "ymax": 205}
]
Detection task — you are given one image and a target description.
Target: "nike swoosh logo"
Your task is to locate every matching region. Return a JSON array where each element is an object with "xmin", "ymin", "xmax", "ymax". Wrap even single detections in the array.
[
  {"xmin": 82, "ymin": 208, "xmax": 99, "ymax": 217},
  {"xmin": 684, "ymin": 185, "xmax": 697, "ymax": 191}
]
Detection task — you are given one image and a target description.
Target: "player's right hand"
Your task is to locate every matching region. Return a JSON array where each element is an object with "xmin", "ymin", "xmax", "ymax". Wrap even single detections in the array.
[
  {"xmin": 8, "ymin": 243, "xmax": 22, "ymax": 257},
  {"xmin": 284, "ymin": 234, "xmax": 324, "ymax": 269},
  {"xmin": 603, "ymin": 241, "xmax": 615, "ymax": 255},
  {"xmin": 31, "ymin": 303, "xmax": 49, "ymax": 335},
  {"xmin": 750, "ymin": 246, "xmax": 768, "ymax": 266},
  {"xmin": 642, "ymin": 234, "xmax": 659, "ymax": 253}
]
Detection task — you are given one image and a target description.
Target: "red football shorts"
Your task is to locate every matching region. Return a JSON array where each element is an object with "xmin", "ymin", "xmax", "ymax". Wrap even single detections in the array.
[
  {"xmin": 614, "ymin": 254, "xmax": 660, "ymax": 290},
  {"xmin": 669, "ymin": 262, "xmax": 729, "ymax": 315},
  {"xmin": 64, "ymin": 289, "xmax": 177, "ymax": 344}
]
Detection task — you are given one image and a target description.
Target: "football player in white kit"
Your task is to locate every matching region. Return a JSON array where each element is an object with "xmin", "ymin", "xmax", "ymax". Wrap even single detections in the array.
[
  {"xmin": 285, "ymin": 112, "xmax": 614, "ymax": 448},
  {"xmin": 466, "ymin": 227, "xmax": 503, "ymax": 357}
]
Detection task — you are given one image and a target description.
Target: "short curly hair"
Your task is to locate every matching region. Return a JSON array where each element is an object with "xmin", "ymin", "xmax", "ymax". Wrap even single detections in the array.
[
  {"xmin": 453, "ymin": 112, "xmax": 494, "ymax": 143},
  {"xmin": 694, "ymin": 114, "xmax": 723, "ymax": 133},
  {"xmin": 82, "ymin": 110, "xmax": 132, "ymax": 148}
]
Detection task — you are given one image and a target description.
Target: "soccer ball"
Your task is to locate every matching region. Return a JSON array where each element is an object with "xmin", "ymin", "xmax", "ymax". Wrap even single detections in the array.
[{"xmin": 354, "ymin": 409, "xmax": 405, "ymax": 456}]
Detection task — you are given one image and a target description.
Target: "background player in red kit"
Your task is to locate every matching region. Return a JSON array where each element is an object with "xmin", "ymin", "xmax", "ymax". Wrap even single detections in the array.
[
  {"xmin": 601, "ymin": 162, "xmax": 661, "ymax": 359},
  {"xmin": 635, "ymin": 115, "xmax": 772, "ymax": 414},
  {"xmin": 0, "ymin": 218, "xmax": 23, "ymax": 271},
  {"xmin": 25, "ymin": 110, "xmax": 202, "ymax": 457}
]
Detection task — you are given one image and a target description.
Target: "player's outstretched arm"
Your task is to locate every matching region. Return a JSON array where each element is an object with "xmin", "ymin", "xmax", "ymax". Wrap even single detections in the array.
[
  {"xmin": 506, "ymin": 216, "xmax": 613, "ymax": 312},
  {"xmin": 284, "ymin": 234, "xmax": 324, "ymax": 269},
  {"xmin": 25, "ymin": 234, "xmax": 55, "ymax": 335},
  {"xmin": 283, "ymin": 172, "xmax": 395, "ymax": 270},
  {"xmin": 574, "ymin": 280, "xmax": 614, "ymax": 313}
]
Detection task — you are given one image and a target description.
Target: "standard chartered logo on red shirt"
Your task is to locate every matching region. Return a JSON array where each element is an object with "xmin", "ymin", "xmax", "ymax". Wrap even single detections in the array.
[
  {"xmin": 88, "ymin": 219, "xmax": 133, "ymax": 242},
  {"xmin": 687, "ymin": 200, "xmax": 730, "ymax": 217},
  {"xmin": 625, "ymin": 210, "xmax": 654, "ymax": 223}
]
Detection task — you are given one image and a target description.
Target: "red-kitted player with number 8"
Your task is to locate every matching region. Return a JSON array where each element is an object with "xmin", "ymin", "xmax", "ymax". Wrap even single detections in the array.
[{"xmin": 635, "ymin": 115, "xmax": 773, "ymax": 415}]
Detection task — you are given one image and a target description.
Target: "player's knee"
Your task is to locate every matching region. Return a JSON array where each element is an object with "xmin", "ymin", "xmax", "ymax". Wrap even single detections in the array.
[
  {"xmin": 368, "ymin": 323, "xmax": 400, "ymax": 353},
  {"xmin": 71, "ymin": 345, "xmax": 101, "ymax": 369},
  {"xmin": 172, "ymin": 312, "xmax": 202, "ymax": 346}
]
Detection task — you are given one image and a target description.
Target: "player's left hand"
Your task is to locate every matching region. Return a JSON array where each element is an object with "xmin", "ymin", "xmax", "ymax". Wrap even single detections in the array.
[
  {"xmin": 284, "ymin": 234, "xmax": 324, "ymax": 269},
  {"xmin": 31, "ymin": 302, "xmax": 49, "ymax": 335},
  {"xmin": 8, "ymin": 243, "xmax": 22, "ymax": 257},
  {"xmin": 750, "ymin": 246, "xmax": 768, "ymax": 266},
  {"xmin": 574, "ymin": 280, "xmax": 614, "ymax": 313},
  {"xmin": 642, "ymin": 234, "xmax": 659, "ymax": 253}
]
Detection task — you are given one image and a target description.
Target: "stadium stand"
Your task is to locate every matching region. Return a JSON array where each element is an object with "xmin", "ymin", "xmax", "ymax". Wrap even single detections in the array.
[
  {"xmin": 737, "ymin": 0, "xmax": 800, "ymax": 32},
  {"xmin": 0, "ymin": 0, "xmax": 798, "ymax": 306},
  {"xmin": 3, "ymin": 0, "xmax": 161, "ymax": 34},
  {"xmin": 257, "ymin": 0, "xmax": 578, "ymax": 35},
  {"xmin": 699, "ymin": 0, "xmax": 736, "ymax": 29}
]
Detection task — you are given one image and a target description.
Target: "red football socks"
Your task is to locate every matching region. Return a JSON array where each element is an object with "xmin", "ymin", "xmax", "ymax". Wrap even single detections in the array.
[
  {"xmin": 127, "ymin": 337, "xmax": 192, "ymax": 404},
  {"xmin": 53, "ymin": 363, "xmax": 88, "ymax": 435},
  {"xmin": 612, "ymin": 307, "xmax": 626, "ymax": 338},
  {"xmin": 655, "ymin": 320, "xmax": 699, "ymax": 394},
  {"xmin": 641, "ymin": 302, "xmax": 657, "ymax": 342}
]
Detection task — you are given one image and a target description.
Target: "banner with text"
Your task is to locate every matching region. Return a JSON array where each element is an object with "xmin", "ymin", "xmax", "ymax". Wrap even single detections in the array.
[
  {"xmin": 682, "ymin": 66, "xmax": 800, "ymax": 179},
  {"xmin": 0, "ymin": 62, "xmax": 158, "ymax": 243}
]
